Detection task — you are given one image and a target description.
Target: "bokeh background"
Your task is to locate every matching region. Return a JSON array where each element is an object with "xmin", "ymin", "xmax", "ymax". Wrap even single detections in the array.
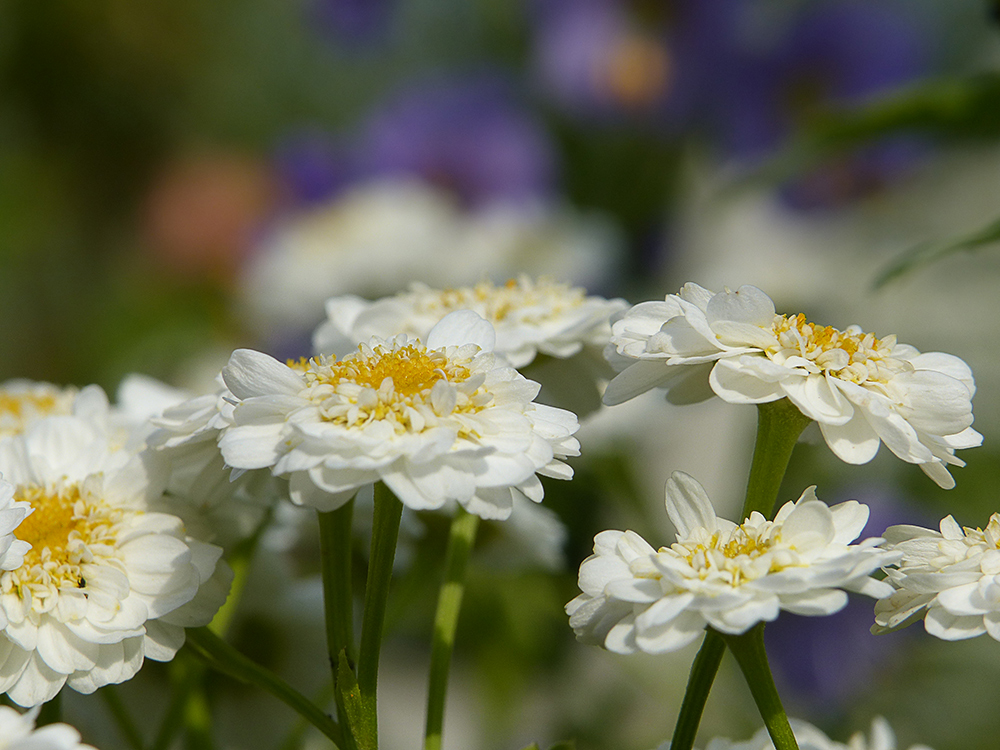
[{"xmin": 2, "ymin": 1, "xmax": 1000, "ymax": 749}]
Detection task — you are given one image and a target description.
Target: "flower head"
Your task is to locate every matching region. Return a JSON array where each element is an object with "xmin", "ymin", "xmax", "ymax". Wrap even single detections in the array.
[
  {"xmin": 604, "ymin": 283, "xmax": 981, "ymax": 488},
  {"xmin": 658, "ymin": 716, "xmax": 932, "ymax": 750},
  {"xmin": 220, "ymin": 311, "xmax": 579, "ymax": 519},
  {"xmin": 314, "ymin": 276, "xmax": 626, "ymax": 368},
  {"xmin": 0, "ymin": 705, "xmax": 98, "ymax": 750},
  {"xmin": 0, "ymin": 414, "xmax": 230, "ymax": 706},
  {"xmin": 874, "ymin": 513, "xmax": 1000, "ymax": 642},
  {"xmin": 567, "ymin": 472, "xmax": 895, "ymax": 653}
]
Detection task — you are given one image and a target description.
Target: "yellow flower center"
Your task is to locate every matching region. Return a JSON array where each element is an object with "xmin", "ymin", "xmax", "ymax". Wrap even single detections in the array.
[
  {"xmin": 417, "ymin": 278, "xmax": 586, "ymax": 324},
  {"xmin": 768, "ymin": 313, "xmax": 904, "ymax": 384},
  {"xmin": 667, "ymin": 522, "xmax": 788, "ymax": 586},
  {"xmin": 290, "ymin": 341, "xmax": 490, "ymax": 434},
  {"xmin": 5, "ymin": 482, "xmax": 122, "ymax": 593}
]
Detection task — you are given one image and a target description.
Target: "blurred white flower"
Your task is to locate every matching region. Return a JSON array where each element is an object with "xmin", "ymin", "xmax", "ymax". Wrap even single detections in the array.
[
  {"xmin": 0, "ymin": 414, "xmax": 231, "ymax": 707},
  {"xmin": 240, "ymin": 178, "xmax": 622, "ymax": 332},
  {"xmin": 568, "ymin": 472, "xmax": 895, "ymax": 653},
  {"xmin": 656, "ymin": 716, "xmax": 932, "ymax": 749},
  {"xmin": 220, "ymin": 311, "xmax": 580, "ymax": 519},
  {"xmin": 0, "ymin": 478, "xmax": 31, "ymax": 573},
  {"xmin": 0, "ymin": 705, "xmax": 98, "ymax": 750},
  {"xmin": 874, "ymin": 513, "xmax": 1000, "ymax": 641},
  {"xmin": 0, "ymin": 381, "xmax": 78, "ymax": 439},
  {"xmin": 604, "ymin": 283, "xmax": 981, "ymax": 488},
  {"xmin": 314, "ymin": 276, "xmax": 626, "ymax": 368}
]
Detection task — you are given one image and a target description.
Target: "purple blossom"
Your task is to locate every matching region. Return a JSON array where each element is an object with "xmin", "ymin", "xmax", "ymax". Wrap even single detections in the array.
[
  {"xmin": 308, "ymin": 0, "xmax": 396, "ymax": 47},
  {"xmin": 273, "ymin": 130, "xmax": 356, "ymax": 206},
  {"xmin": 353, "ymin": 73, "xmax": 557, "ymax": 205}
]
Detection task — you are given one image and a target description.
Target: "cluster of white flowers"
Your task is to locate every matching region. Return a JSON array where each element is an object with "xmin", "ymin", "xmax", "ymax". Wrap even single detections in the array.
[
  {"xmin": 604, "ymin": 283, "xmax": 980, "ymax": 488},
  {"xmin": 874, "ymin": 512, "xmax": 1000, "ymax": 641},
  {"xmin": 657, "ymin": 716, "xmax": 931, "ymax": 750},
  {"xmin": 220, "ymin": 311, "xmax": 580, "ymax": 519},
  {"xmin": 567, "ymin": 472, "xmax": 896, "ymax": 653},
  {"xmin": 0, "ymin": 705, "xmax": 99, "ymax": 750},
  {"xmin": 0, "ymin": 380, "xmax": 231, "ymax": 707}
]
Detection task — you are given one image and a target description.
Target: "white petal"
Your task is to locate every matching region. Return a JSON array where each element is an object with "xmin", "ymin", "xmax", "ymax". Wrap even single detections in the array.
[
  {"xmin": 223, "ymin": 349, "xmax": 303, "ymax": 400},
  {"xmin": 426, "ymin": 310, "xmax": 496, "ymax": 352},
  {"xmin": 664, "ymin": 472, "xmax": 718, "ymax": 538}
]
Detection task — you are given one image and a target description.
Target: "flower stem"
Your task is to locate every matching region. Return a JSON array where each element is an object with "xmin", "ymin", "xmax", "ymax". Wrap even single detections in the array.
[
  {"xmin": 424, "ymin": 508, "xmax": 480, "ymax": 750},
  {"xmin": 352, "ymin": 482, "xmax": 403, "ymax": 750},
  {"xmin": 666, "ymin": 630, "xmax": 726, "ymax": 750},
  {"xmin": 319, "ymin": 497, "xmax": 358, "ymax": 679},
  {"xmin": 740, "ymin": 400, "xmax": 812, "ymax": 520},
  {"xmin": 185, "ymin": 626, "xmax": 343, "ymax": 747},
  {"xmin": 667, "ymin": 398, "xmax": 811, "ymax": 750},
  {"xmin": 100, "ymin": 686, "xmax": 145, "ymax": 750},
  {"xmin": 721, "ymin": 625, "xmax": 799, "ymax": 750}
]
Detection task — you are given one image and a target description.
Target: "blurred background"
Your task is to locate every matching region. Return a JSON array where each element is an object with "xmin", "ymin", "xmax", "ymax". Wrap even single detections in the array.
[{"xmin": 2, "ymin": 1, "xmax": 1000, "ymax": 748}]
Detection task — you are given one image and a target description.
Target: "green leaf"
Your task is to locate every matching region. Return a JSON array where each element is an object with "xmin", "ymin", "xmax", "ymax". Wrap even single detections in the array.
[
  {"xmin": 336, "ymin": 650, "xmax": 375, "ymax": 750},
  {"xmin": 874, "ymin": 214, "xmax": 1000, "ymax": 288}
]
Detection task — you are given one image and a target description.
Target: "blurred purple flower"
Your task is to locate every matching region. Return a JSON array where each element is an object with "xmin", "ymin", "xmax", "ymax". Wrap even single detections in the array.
[
  {"xmin": 718, "ymin": 1, "xmax": 931, "ymax": 157},
  {"xmin": 273, "ymin": 130, "xmax": 356, "ymax": 206},
  {"xmin": 529, "ymin": 0, "xmax": 739, "ymax": 127},
  {"xmin": 308, "ymin": 0, "xmax": 396, "ymax": 46},
  {"xmin": 353, "ymin": 74, "xmax": 557, "ymax": 205},
  {"xmin": 765, "ymin": 488, "xmax": 931, "ymax": 712}
]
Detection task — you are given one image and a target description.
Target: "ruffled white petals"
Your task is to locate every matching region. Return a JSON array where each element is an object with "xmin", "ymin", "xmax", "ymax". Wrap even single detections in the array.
[
  {"xmin": 219, "ymin": 325, "xmax": 578, "ymax": 520},
  {"xmin": 605, "ymin": 283, "xmax": 979, "ymax": 487},
  {"xmin": 569, "ymin": 474, "xmax": 894, "ymax": 654},
  {"xmin": 0, "ymin": 704, "xmax": 99, "ymax": 749},
  {"xmin": 0, "ymin": 415, "xmax": 230, "ymax": 706},
  {"xmin": 876, "ymin": 512, "xmax": 1000, "ymax": 643}
]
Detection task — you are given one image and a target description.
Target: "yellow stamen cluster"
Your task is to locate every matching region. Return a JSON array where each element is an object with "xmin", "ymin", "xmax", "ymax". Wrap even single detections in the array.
[
  {"xmin": 417, "ymin": 277, "xmax": 586, "ymax": 324},
  {"xmin": 668, "ymin": 522, "xmax": 790, "ymax": 587},
  {"xmin": 768, "ymin": 313, "xmax": 907, "ymax": 384},
  {"xmin": 292, "ymin": 342, "xmax": 490, "ymax": 434},
  {"xmin": 4, "ymin": 482, "xmax": 122, "ymax": 594},
  {"xmin": 0, "ymin": 386, "xmax": 74, "ymax": 438}
]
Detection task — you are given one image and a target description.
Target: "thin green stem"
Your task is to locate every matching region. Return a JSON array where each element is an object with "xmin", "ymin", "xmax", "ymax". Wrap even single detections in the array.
[
  {"xmin": 151, "ymin": 659, "xmax": 199, "ymax": 750},
  {"xmin": 667, "ymin": 630, "xmax": 726, "ymax": 750},
  {"xmin": 668, "ymin": 399, "xmax": 811, "ymax": 750},
  {"xmin": 722, "ymin": 625, "xmax": 799, "ymax": 750},
  {"xmin": 351, "ymin": 482, "xmax": 403, "ymax": 750},
  {"xmin": 740, "ymin": 400, "xmax": 812, "ymax": 520},
  {"xmin": 185, "ymin": 627, "xmax": 342, "ymax": 747},
  {"xmin": 424, "ymin": 509, "xmax": 480, "ymax": 750},
  {"xmin": 100, "ymin": 685, "xmax": 146, "ymax": 750},
  {"xmin": 319, "ymin": 497, "xmax": 358, "ymax": 678}
]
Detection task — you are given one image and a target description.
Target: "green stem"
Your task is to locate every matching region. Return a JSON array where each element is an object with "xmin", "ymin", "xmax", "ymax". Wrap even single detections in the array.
[
  {"xmin": 667, "ymin": 399, "xmax": 811, "ymax": 750},
  {"xmin": 320, "ymin": 497, "xmax": 358, "ymax": 678},
  {"xmin": 185, "ymin": 627, "xmax": 343, "ymax": 747},
  {"xmin": 352, "ymin": 482, "xmax": 403, "ymax": 750},
  {"xmin": 100, "ymin": 686, "xmax": 145, "ymax": 750},
  {"xmin": 740, "ymin": 400, "xmax": 812, "ymax": 520},
  {"xmin": 666, "ymin": 630, "xmax": 726, "ymax": 750},
  {"xmin": 721, "ymin": 625, "xmax": 799, "ymax": 750},
  {"xmin": 424, "ymin": 509, "xmax": 480, "ymax": 750}
]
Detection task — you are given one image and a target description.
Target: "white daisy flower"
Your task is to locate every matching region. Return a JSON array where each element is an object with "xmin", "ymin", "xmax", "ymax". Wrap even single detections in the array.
[
  {"xmin": 0, "ymin": 478, "xmax": 32, "ymax": 574},
  {"xmin": 219, "ymin": 311, "xmax": 580, "ymax": 519},
  {"xmin": 0, "ymin": 414, "xmax": 231, "ymax": 707},
  {"xmin": 0, "ymin": 705, "xmax": 99, "ymax": 750},
  {"xmin": 567, "ymin": 472, "xmax": 896, "ymax": 653},
  {"xmin": 313, "ymin": 275, "xmax": 626, "ymax": 369},
  {"xmin": 0, "ymin": 381, "xmax": 79, "ymax": 440},
  {"xmin": 604, "ymin": 283, "xmax": 981, "ymax": 489},
  {"xmin": 874, "ymin": 512, "xmax": 1000, "ymax": 641},
  {"xmin": 656, "ymin": 716, "xmax": 932, "ymax": 750}
]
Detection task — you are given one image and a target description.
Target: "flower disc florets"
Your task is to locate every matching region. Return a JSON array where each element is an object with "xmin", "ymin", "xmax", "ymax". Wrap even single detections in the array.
[
  {"xmin": 0, "ymin": 382, "xmax": 77, "ymax": 440},
  {"xmin": 604, "ymin": 283, "xmax": 981, "ymax": 488},
  {"xmin": 875, "ymin": 513, "xmax": 1000, "ymax": 642},
  {"xmin": 313, "ymin": 275, "xmax": 627, "ymax": 368},
  {"xmin": 567, "ymin": 472, "xmax": 896, "ymax": 654},
  {"xmin": 220, "ymin": 311, "xmax": 580, "ymax": 518},
  {"xmin": 0, "ymin": 415, "xmax": 231, "ymax": 707}
]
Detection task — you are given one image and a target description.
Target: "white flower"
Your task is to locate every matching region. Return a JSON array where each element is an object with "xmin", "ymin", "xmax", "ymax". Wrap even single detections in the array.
[
  {"xmin": 567, "ymin": 472, "xmax": 896, "ymax": 653},
  {"xmin": 0, "ymin": 478, "xmax": 31, "ymax": 573},
  {"xmin": 314, "ymin": 276, "xmax": 627, "ymax": 368},
  {"xmin": 604, "ymin": 283, "xmax": 981, "ymax": 489},
  {"xmin": 219, "ymin": 311, "xmax": 580, "ymax": 519},
  {"xmin": 0, "ymin": 705, "xmax": 98, "ymax": 750},
  {"xmin": 0, "ymin": 414, "xmax": 231, "ymax": 707},
  {"xmin": 656, "ymin": 716, "xmax": 932, "ymax": 750},
  {"xmin": 874, "ymin": 513, "xmax": 1000, "ymax": 641}
]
